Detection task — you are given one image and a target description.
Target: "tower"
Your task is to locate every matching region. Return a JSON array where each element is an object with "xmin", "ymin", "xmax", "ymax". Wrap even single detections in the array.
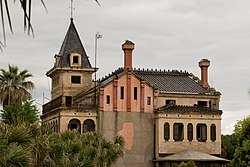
[
  {"xmin": 42, "ymin": 19, "xmax": 97, "ymax": 133},
  {"xmin": 46, "ymin": 18, "xmax": 96, "ymax": 104}
]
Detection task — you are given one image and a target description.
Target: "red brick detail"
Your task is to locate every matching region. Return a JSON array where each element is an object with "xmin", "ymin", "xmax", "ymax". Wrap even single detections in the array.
[
  {"xmin": 127, "ymin": 72, "xmax": 132, "ymax": 112},
  {"xmin": 113, "ymin": 80, "xmax": 118, "ymax": 112},
  {"xmin": 140, "ymin": 80, "xmax": 145, "ymax": 112}
]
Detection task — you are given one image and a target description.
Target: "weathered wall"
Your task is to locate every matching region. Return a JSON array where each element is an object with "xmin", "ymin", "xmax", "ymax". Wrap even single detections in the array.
[
  {"xmin": 99, "ymin": 111, "xmax": 154, "ymax": 167},
  {"xmin": 156, "ymin": 112, "xmax": 221, "ymax": 156}
]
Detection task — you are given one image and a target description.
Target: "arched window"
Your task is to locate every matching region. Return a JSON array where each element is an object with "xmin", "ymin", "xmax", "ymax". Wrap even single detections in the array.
[
  {"xmin": 68, "ymin": 119, "xmax": 81, "ymax": 133},
  {"xmin": 83, "ymin": 119, "xmax": 95, "ymax": 133},
  {"xmin": 164, "ymin": 122, "xmax": 170, "ymax": 141},
  {"xmin": 197, "ymin": 123, "xmax": 207, "ymax": 142},
  {"xmin": 173, "ymin": 123, "xmax": 184, "ymax": 141},
  {"xmin": 187, "ymin": 123, "xmax": 193, "ymax": 141},
  {"xmin": 210, "ymin": 124, "xmax": 216, "ymax": 142}
]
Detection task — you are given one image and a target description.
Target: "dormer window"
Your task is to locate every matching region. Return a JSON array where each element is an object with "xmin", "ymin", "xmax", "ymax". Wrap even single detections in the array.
[
  {"xmin": 70, "ymin": 53, "xmax": 81, "ymax": 67},
  {"xmin": 73, "ymin": 56, "xmax": 79, "ymax": 64}
]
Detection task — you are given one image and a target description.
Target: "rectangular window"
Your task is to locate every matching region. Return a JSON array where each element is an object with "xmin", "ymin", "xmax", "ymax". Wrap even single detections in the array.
[
  {"xmin": 197, "ymin": 101, "xmax": 207, "ymax": 107},
  {"xmin": 147, "ymin": 97, "xmax": 151, "ymax": 105},
  {"xmin": 120, "ymin": 86, "xmax": 124, "ymax": 99},
  {"xmin": 65, "ymin": 96, "xmax": 72, "ymax": 107},
  {"xmin": 106, "ymin": 95, "xmax": 110, "ymax": 104},
  {"xmin": 134, "ymin": 87, "xmax": 137, "ymax": 100},
  {"xmin": 73, "ymin": 56, "xmax": 79, "ymax": 64},
  {"xmin": 197, "ymin": 124, "xmax": 207, "ymax": 142},
  {"xmin": 173, "ymin": 123, "xmax": 184, "ymax": 141},
  {"xmin": 165, "ymin": 100, "xmax": 176, "ymax": 105},
  {"xmin": 71, "ymin": 76, "xmax": 81, "ymax": 84}
]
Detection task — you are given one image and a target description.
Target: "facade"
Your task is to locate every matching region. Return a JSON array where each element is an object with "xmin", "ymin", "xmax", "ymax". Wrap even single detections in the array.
[{"xmin": 42, "ymin": 19, "xmax": 228, "ymax": 167}]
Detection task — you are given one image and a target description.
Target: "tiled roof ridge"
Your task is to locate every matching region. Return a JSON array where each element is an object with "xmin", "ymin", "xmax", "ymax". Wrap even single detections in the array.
[
  {"xmin": 132, "ymin": 67, "xmax": 201, "ymax": 86},
  {"xmin": 132, "ymin": 68, "xmax": 190, "ymax": 76},
  {"xmin": 97, "ymin": 67, "xmax": 124, "ymax": 83}
]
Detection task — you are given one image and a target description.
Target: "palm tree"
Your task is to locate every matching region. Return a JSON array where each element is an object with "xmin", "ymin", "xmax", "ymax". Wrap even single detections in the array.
[
  {"xmin": 0, "ymin": 122, "xmax": 32, "ymax": 167},
  {"xmin": 0, "ymin": 64, "xmax": 34, "ymax": 107},
  {"xmin": 82, "ymin": 132, "xmax": 124, "ymax": 167}
]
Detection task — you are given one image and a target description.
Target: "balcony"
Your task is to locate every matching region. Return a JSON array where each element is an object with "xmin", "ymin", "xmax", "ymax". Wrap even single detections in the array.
[{"xmin": 42, "ymin": 95, "xmax": 97, "ymax": 115}]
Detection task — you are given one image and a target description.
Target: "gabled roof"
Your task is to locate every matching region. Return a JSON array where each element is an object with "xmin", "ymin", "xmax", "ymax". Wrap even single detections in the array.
[
  {"xmin": 155, "ymin": 105, "xmax": 222, "ymax": 115},
  {"xmin": 133, "ymin": 69, "xmax": 208, "ymax": 94},
  {"xmin": 58, "ymin": 18, "xmax": 92, "ymax": 68},
  {"xmin": 74, "ymin": 67, "xmax": 212, "ymax": 100},
  {"xmin": 156, "ymin": 150, "xmax": 229, "ymax": 162}
]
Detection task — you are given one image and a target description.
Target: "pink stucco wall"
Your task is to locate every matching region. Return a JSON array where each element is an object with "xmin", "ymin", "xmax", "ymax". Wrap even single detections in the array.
[{"xmin": 102, "ymin": 72, "xmax": 154, "ymax": 113}]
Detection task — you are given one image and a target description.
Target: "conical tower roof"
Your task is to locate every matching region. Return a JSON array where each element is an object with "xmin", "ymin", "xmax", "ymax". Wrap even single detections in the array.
[{"xmin": 58, "ymin": 18, "xmax": 92, "ymax": 68}]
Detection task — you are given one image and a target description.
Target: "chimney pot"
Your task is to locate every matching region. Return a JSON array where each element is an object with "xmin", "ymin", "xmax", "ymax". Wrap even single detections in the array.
[
  {"xmin": 122, "ymin": 40, "xmax": 135, "ymax": 70},
  {"xmin": 199, "ymin": 59, "xmax": 210, "ymax": 89}
]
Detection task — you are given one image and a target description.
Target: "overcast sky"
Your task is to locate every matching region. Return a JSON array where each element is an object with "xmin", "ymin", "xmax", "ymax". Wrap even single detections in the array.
[{"xmin": 1, "ymin": 0, "xmax": 250, "ymax": 134}]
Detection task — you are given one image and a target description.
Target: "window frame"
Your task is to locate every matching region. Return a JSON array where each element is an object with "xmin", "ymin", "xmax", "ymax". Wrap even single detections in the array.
[
  {"xmin": 164, "ymin": 122, "xmax": 170, "ymax": 141},
  {"xmin": 173, "ymin": 123, "xmax": 184, "ymax": 142},
  {"xmin": 120, "ymin": 86, "xmax": 124, "ymax": 99},
  {"xmin": 196, "ymin": 123, "xmax": 207, "ymax": 142},
  {"xmin": 73, "ymin": 56, "xmax": 79, "ymax": 64},
  {"xmin": 134, "ymin": 87, "xmax": 137, "ymax": 100},
  {"xmin": 147, "ymin": 96, "xmax": 151, "ymax": 105},
  {"xmin": 187, "ymin": 123, "xmax": 193, "ymax": 141},
  {"xmin": 210, "ymin": 124, "xmax": 216, "ymax": 142},
  {"xmin": 71, "ymin": 76, "xmax": 81, "ymax": 84},
  {"xmin": 106, "ymin": 95, "xmax": 110, "ymax": 104}
]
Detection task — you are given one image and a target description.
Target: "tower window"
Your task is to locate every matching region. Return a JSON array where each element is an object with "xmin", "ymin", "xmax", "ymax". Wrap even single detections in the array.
[
  {"xmin": 120, "ymin": 86, "xmax": 124, "ymax": 99},
  {"xmin": 73, "ymin": 56, "xmax": 79, "ymax": 64},
  {"xmin": 173, "ymin": 123, "xmax": 184, "ymax": 141},
  {"xmin": 187, "ymin": 123, "xmax": 193, "ymax": 141},
  {"xmin": 65, "ymin": 96, "xmax": 72, "ymax": 107},
  {"xmin": 106, "ymin": 95, "xmax": 110, "ymax": 104},
  {"xmin": 197, "ymin": 123, "xmax": 207, "ymax": 142},
  {"xmin": 210, "ymin": 124, "xmax": 216, "ymax": 142},
  {"xmin": 71, "ymin": 76, "xmax": 81, "ymax": 84},
  {"xmin": 134, "ymin": 87, "xmax": 137, "ymax": 100}
]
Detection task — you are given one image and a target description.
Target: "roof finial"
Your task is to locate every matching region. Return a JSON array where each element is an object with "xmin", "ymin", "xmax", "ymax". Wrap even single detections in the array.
[{"xmin": 70, "ymin": 0, "xmax": 75, "ymax": 20}]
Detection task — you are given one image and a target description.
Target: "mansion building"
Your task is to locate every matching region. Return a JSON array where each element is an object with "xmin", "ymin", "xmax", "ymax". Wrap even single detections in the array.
[{"xmin": 42, "ymin": 19, "xmax": 228, "ymax": 167}]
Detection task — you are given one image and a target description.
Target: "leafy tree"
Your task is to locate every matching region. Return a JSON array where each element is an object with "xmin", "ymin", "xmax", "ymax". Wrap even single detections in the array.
[
  {"xmin": 221, "ymin": 134, "xmax": 237, "ymax": 160},
  {"xmin": 231, "ymin": 116, "xmax": 250, "ymax": 167},
  {"xmin": 1, "ymin": 101, "xmax": 39, "ymax": 124},
  {"xmin": 178, "ymin": 161, "xmax": 197, "ymax": 167},
  {"xmin": 0, "ymin": 65, "xmax": 34, "ymax": 107}
]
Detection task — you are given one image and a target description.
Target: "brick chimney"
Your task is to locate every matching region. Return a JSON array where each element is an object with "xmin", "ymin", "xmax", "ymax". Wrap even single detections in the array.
[
  {"xmin": 122, "ymin": 40, "xmax": 135, "ymax": 70},
  {"xmin": 199, "ymin": 59, "xmax": 210, "ymax": 89}
]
